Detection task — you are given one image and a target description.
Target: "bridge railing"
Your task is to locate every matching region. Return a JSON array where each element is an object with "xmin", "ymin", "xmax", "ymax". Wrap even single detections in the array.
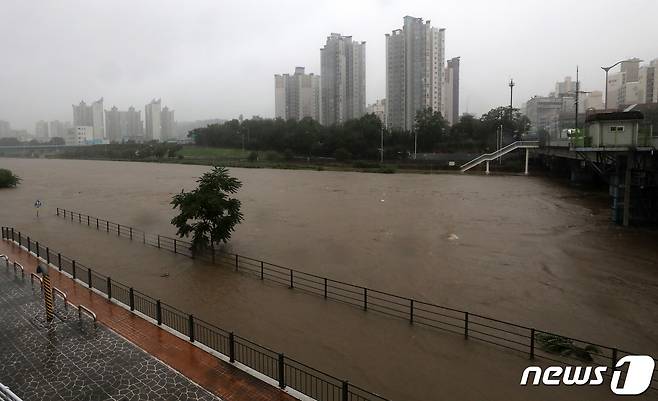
[{"xmin": 40, "ymin": 211, "xmax": 658, "ymax": 393}]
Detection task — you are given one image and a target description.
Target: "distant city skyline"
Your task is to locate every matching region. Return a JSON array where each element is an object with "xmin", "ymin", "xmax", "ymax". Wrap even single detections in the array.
[{"xmin": 1, "ymin": 1, "xmax": 657, "ymax": 131}]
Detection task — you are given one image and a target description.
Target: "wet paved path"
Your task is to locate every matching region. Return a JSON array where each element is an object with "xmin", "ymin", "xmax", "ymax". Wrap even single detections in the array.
[{"xmin": 0, "ymin": 241, "xmax": 295, "ymax": 401}]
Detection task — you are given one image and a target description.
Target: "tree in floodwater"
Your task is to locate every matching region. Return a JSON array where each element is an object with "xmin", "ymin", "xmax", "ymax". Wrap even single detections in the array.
[
  {"xmin": 0, "ymin": 168, "xmax": 21, "ymax": 188},
  {"xmin": 170, "ymin": 167, "xmax": 244, "ymax": 253}
]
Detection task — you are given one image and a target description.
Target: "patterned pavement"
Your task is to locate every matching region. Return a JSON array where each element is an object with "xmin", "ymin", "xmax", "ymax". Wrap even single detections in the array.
[{"xmin": 0, "ymin": 268, "xmax": 220, "ymax": 401}]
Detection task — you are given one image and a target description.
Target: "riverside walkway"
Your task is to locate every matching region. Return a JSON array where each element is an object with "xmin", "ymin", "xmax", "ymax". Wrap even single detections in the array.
[{"xmin": 0, "ymin": 240, "xmax": 295, "ymax": 401}]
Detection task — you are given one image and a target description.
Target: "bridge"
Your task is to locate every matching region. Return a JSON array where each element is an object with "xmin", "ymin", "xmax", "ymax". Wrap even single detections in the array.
[{"xmin": 461, "ymin": 111, "xmax": 658, "ymax": 226}]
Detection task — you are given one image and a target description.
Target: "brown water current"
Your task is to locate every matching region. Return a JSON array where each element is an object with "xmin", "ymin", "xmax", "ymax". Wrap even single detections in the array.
[{"xmin": 1, "ymin": 158, "xmax": 657, "ymax": 401}]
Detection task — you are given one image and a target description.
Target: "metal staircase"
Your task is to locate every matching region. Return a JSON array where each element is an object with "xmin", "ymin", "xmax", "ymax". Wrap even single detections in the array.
[{"xmin": 460, "ymin": 141, "xmax": 539, "ymax": 173}]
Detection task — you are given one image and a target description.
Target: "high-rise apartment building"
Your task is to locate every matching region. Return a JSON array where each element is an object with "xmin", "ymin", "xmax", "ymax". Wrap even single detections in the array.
[
  {"xmin": 443, "ymin": 57, "xmax": 460, "ymax": 125},
  {"xmin": 145, "ymin": 99, "xmax": 162, "ymax": 141},
  {"xmin": 72, "ymin": 98, "xmax": 105, "ymax": 140},
  {"xmin": 48, "ymin": 120, "xmax": 71, "ymax": 139},
  {"xmin": 275, "ymin": 67, "xmax": 321, "ymax": 121},
  {"xmin": 386, "ymin": 16, "xmax": 445, "ymax": 131},
  {"xmin": 606, "ymin": 58, "xmax": 658, "ymax": 109},
  {"xmin": 320, "ymin": 33, "xmax": 366, "ymax": 125},
  {"xmin": 161, "ymin": 106, "xmax": 176, "ymax": 141},
  {"xmin": 105, "ymin": 106, "xmax": 144, "ymax": 143},
  {"xmin": 0, "ymin": 120, "xmax": 11, "ymax": 138},
  {"xmin": 35, "ymin": 120, "xmax": 49, "ymax": 139}
]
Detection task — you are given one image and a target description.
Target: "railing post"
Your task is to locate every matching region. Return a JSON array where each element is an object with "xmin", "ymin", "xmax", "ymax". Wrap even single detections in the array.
[
  {"xmin": 63, "ymin": 209, "xmax": 66, "ymax": 218},
  {"xmin": 117, "ymin": 224, "xmax": 121, "ymax": 236},
  {"xmin": 56, "ymin": 208, "xmax": 60, "ymax": 216},
  {"xmin": 58, "ymin": 253, "xmax": 62, "ymax": 271},
  {"xmin": 157, "ymin": 235, "xmax": 161, "ymax": 248},
  {"xmin": 129, "ymin": 287, "xmax": 134, "ymax": 311},
  {"xmin": 278, "ymin": 353, "xmax": 285, "ymax": 389},
  {"xmin": 87, "ymin": 268, "xmax": 92, "ymax": 288},
  {"xmin": 464, "ymin": 312, "xmax": 469, "ymax": 339},
  {"xmin": 130, "ymin": 227, "xmax": 133, "ymax": 240},
  {"xmin": 341, "ymin": 381, "xmax": 349, "ymax": 401},
  {"xmin": 36, "ymin": 241, "xmax": 40, "ymax": 258},
  {"xmin": 106, "ymin": 221, "xmax": 109, "ymax": 232},
  {"xmin": 174, "ymin": 239, "xmax": 177, "ymax": 254},
  {"xmin": 229, "ymin": 332, "xmax": 235, "ymax": 362},
  {"xmin": 409, "ymin": 299, "xmax": 414, "ymax": 324},
  {"xmin": 27, "ymin": 237, "xmax": 30, "ymax": 253},
  {"xmin": 87, "ymin": 215, "xmax": 90, "ymax": 226},
  {"xmin": 235, "ymin": 254, "xmax": 238, "ymax": 271},
  {"xmin": 324, "ymin": 278, "xmax": 327, "ymax": 298},
  {"xmin": 72, "ymin": 259, "xmax": 77, "ymax": 279},
  {"xmin": 156, "ymin": 300, "xmax": 162, "ymax": 325},
  {"xmin": 78, "ymin": 213, "xmax": 81, "ymax": 223},
  {"xmin": 530, "ymin": 328, "xmax": 535, "ymax": 359},
  {"xmin": 188, "ymin": 314, "xmax": 195, "ymax": 342},
  {"xmin": 143, "ymin": 232, "xmax": 146, "ymax": 244},
  {"xmin": 96, "ymin": 218, "xmax": 99, "ymax": 230},
  {"xmin": 611, "ymin": 348, "xmax": 618, "ymax": 371},
  {"xmin": 363, "ymin": 288, "xmax": 368, "ymax": 311},
  {"xmin": 46, "ymin": 247, "xmax": 50, "ymax": 265},
  {"xmin": 289, "ymin": 270, "xmax": 293, "ymax": 288},
  {"xmin": 12, "ymin": 228, "xmax": 15, "ymax": 241},
  {"xmin": 18, "ymin": 232, "xmax": 21, "ymax": 247},
  {"xmin": 107, "ymin": 277, "xmax": 112, "ymax": 300},
  {"xmin": 260, "ymin": 261, "xmax": 264, "ymax": 279}
]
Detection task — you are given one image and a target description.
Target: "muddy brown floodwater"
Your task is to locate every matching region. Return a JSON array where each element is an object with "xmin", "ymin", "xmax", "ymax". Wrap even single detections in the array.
[{"xmin": 1, "ymin": 158, "xmax": 657, "ymax": 401}]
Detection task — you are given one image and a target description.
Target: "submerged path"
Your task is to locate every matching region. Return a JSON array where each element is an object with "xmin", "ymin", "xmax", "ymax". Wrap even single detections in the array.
[{"xmin": 0, "ymin": 240, "xmax": 295, "ymax": 401}]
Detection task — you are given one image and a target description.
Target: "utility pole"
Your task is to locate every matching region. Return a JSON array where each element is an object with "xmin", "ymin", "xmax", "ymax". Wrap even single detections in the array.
[
  {"xmin": 509, "ymin": 78, "xmax": 515, "ymax": 118},
  {"xmin": 380, "ymin": 125, "xmax": 384, "ymax": 164}
]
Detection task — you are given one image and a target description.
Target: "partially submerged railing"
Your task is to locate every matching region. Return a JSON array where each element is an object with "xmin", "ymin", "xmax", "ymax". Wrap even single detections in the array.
[{"xmin": 1, "ymin": 226, "xmax": 392, "ymax": 401}]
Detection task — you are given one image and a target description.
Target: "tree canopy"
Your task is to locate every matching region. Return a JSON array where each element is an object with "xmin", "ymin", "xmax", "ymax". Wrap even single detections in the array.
[
  {"xmin": 171, "ymin": 167, "xmax": 244, "ymax": 252},
  {"xmin": 0, "ymin": 168, "xmax": 21, "ymax": 188},
  {"xmin": 187, "ymin": 106, "xmax": 533, "ymax": 159}
]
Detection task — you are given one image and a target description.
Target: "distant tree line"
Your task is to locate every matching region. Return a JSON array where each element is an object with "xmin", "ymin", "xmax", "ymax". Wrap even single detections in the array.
[
  {"xmin": 58, "ymin": 142, "xmax": 182, "ymax": 160},
  {"xmin": 188, "ymin": 106, "xmax": 531, "ymax": 160}
]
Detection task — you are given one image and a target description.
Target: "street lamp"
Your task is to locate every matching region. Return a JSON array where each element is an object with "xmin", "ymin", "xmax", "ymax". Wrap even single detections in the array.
[{"xmin": 601, "ymin": 58, "xmax": 642, "ymax": 110}]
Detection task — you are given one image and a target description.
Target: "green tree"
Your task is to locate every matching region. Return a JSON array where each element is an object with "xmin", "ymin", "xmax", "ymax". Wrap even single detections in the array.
[
  {"xmin": 0, "ymin": 168, "xmax": 21, "ymax": 188},
  {"xmin": 170, "ymin": 167, "xmax": 244, "ymax": 253},
  {"xmin": 414, "ymin": 108, "xmax": 449, "ymax": 152}
]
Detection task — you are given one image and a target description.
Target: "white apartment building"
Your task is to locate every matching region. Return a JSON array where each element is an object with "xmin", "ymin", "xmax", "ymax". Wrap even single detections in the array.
[
  {"xmin": 35, "ymin": 120, "xmax": 49, "ymax": 139},
  {"xmin": 275, "ymin": 67, "xmax": 321, "ymax": 121},
  {"xmin": 66, "ymin": 126, "xmax": 94, "ymax": 145},
  {"xmin": 320, "ymin": 33, "xmax": 366, "ymax": 125},
  {"xmin": 443, "ymin": 57, "xmax": 460, "ymax": 125},
  {"xmin": 606, "ymin": 58, "xmax": 658, "ymax": 109},
  {"xmin": 161, "ymin": 106, "xmax": 176, "ymax": 141},
  {"xmin": 105, "ymin": 106, "xmax": 144, "ymax": 143},
  {"xmin": 145, "ymin": 99, "xmax": 162, "ymax": 141},
  {"xmin": 386, "ymin": 16, "xmax": 445, "ymax": 131},
  {"xmin": 366, "ymin": 99, "xmax": 387, "ymax": 126},
  {"xmin": 72, "ymin": 98, "xmax": 105, "ymax": 141}
]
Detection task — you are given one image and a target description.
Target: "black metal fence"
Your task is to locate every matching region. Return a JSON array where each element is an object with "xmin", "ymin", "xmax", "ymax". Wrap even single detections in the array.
[
  {"xmin": 1, "ymin": 226, "xmax": 390, "ymax": 401},
  {"xmin": 50, "ymin": 209, "xmax": 658, "ymax": 393}
]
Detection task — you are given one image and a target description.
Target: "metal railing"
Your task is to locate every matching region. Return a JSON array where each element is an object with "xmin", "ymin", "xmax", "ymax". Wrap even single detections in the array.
[
  {"xmin": 46, "ymin": 211, "xmax": 658, "ymax": 393},
  {"xmin": 1, "ymin": 226, "xmax": 392, "ymax": 401},
  {"xmin": 460, "ymin": 141, "xmax": 539, "ymax": 172}
]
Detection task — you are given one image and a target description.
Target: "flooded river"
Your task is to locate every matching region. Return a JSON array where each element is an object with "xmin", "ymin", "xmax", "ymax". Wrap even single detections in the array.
[{"xmin": 1, "ymin": 158, "xmax": 657, "ymax": 401}]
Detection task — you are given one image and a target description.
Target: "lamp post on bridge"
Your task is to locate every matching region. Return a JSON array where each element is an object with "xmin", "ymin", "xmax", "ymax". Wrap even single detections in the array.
[{"xmin": 601, "ymin": 59, "xmax": 641, "ymax": 110}]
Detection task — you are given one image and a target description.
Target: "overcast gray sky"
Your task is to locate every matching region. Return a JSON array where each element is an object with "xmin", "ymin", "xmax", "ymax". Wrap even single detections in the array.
[{"xmin": 1, "ymin": 0, "xmax": 657, "ymax": 131}]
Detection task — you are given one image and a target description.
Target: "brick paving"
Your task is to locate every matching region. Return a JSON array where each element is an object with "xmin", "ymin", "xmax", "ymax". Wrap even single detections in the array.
[{"xmin": 0, "ymin": 240, "xmax": 296, "ymax": 401}]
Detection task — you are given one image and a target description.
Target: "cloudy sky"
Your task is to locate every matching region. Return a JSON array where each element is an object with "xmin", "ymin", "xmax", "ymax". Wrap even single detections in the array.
[{"xmin": 1, "ymin": 0, "xmax": 657, "ymax": 131}]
